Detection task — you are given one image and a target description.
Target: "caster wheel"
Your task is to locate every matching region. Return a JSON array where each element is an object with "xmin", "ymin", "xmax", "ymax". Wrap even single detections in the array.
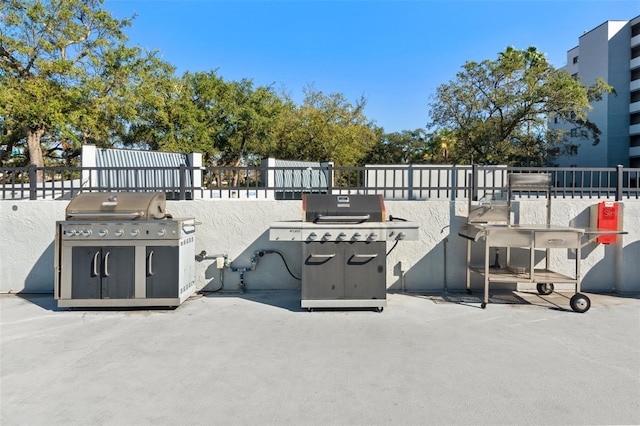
[
  {"xmin": 536, "ymin": 283, "xmax": 554, "ymax": 295},
  {"xmin": 569, "ymin": 293, "xmax": 591, "ymax": 313},
  {"xmin": 376, "ymin": 307, "xmax": 384, "ymax": 313},
  {"xmin": 307, "ymin": 308, "xmax": 313, "ymax": 312},
  {"xmin": 481, "ymin": 302, "xmax": 487, "ymax": 309}
]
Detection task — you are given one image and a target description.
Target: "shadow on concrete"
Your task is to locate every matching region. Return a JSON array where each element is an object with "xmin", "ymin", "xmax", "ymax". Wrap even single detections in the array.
[
  {"xmin": 197, "ymin": 289, "xmax": 304, "ymax": 312},
  {"xmin": 14, "ymin": 293, "xmax": 62, "ymax": 312}
]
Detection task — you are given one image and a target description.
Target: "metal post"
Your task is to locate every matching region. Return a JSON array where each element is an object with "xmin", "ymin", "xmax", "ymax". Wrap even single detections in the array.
[
  {"xmin": 471, "ymin": 163, "xmax": 478, "ymax": 201},
  {"xmin": 28, "ymin": 164, "xmax": 37, "ymax": 200},
  {"xmin": 179, "ymin": 164, "xmax": 186, "ymax": 200},
  {"xmin": 326, "ymin": 163, "xmax": 333, "ymax": 194},
  {"xmin": 615, "ymin": 164, "xmax": 623, "ymax": 201},
  {"xmin": 407, "ymin": 164, "xmax": 414, "ymax": 200}
]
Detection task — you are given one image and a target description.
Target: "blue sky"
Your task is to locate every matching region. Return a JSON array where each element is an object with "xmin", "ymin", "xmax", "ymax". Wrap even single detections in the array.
[{"xmin": 104, "ymin": 0, "xmax": 639, "ymax": 133}]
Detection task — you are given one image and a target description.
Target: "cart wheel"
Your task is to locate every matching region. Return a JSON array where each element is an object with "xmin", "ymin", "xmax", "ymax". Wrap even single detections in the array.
[
  {"xmin": 376, "ymin": 307, "xmax": 384, "ymax": 313},
  {"xmin": 481, "ymin": 302, "xmax": 487, "ymax": 309},
  {"xmin": 536, "ymin": 283, "xmax": 554, "ymax": 295},
  {"xmin": 307, "ymin": 308, "xmax": 313, "ymax": 312},
  {"xmin": 569, "ymin": 293, "xmax": 591, "ymax": 313}
]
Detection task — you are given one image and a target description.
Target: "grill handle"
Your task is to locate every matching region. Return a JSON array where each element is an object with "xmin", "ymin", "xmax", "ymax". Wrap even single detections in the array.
[
  {"xmin": 92, "ymin": 251, "xmax": 100, "ymax": 277},
  {"xmin": 309, "ymin": 254, "xmax": 336, "ymax": 259},
  {"xmin": 103, "ymin": 252, "xmax": 110, "ymax": 277},
  {"xmin": 352, "ymin": 254, "xmax": 379, "ymax": 259},
  {"xmin": 67, "ymin": 212, "xmax": 142, "ymax": 219},
  {"xmin": 314, "ymin": 214, "xmax": 370, "ymax": 224},
  {"xmin": 148, "ymin": 250, "xmax": 155, "ymax": 276}
]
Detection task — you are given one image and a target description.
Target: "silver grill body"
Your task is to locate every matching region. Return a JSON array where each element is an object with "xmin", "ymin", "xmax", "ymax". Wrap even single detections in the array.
[
  {"xmin": 269, "ymin": 194, "xmax": 418, "ymax": 310},
  {"xmin": 54, "ymin": 192, "xmax": 195, "ymax": 308}
]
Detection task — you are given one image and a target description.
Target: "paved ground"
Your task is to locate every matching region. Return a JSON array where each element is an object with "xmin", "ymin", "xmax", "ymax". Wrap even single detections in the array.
[{"xmin": 1, "ymin": 290, "xmax": 639, "ymax": 426}]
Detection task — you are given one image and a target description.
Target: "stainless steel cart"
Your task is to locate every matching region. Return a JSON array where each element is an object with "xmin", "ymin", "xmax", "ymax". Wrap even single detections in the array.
[{"xmin": 458, "ymin": 173, "xmax": 626, "ymax": 313}]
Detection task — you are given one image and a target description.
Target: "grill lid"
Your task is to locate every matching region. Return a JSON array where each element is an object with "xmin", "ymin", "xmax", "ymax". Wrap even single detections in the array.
[
  {"xmin": 302, "ymin": 194, "xmax": 386, "ymax": 223},
  {"xmin": 65, "ymin": 192, "xmax": 168, "ymax": 220}
]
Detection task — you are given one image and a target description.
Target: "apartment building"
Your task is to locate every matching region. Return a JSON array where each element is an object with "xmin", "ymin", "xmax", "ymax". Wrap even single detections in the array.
[{"xmin": 550, "ymin": 15, "xmax": 640, "ymax": 167}]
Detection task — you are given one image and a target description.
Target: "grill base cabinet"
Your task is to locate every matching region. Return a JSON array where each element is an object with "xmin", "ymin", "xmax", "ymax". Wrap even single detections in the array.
[
  {"xmin": 55, "ymin": 219, "xmax": 196, "ymax": 308},
  {"xmin": 302, "ymin": 241, "xmax": 386, "ymax": 310},
  {"xmin": 270, "ymin": 194, "xmax": 419, "ymax": 311}
]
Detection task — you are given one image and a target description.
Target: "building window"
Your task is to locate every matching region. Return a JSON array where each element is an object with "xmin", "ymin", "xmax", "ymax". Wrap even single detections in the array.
[
  {"xmin": 569, "ymin": 145, "xmax": 578, "ymax": 155},
  {"xmin": 571, "ymin": 73, "xmax": 579, "ymax": 81},
  {"xmin": 554, "ymin": 116, "xmax": 558, "ymax": 124},
  {"xmin": 633, "ymin": 23, "xmax": 640, "ymax": 37},
  {"xmin": 632, "ymin": 46, "xmax": 640, "ymax": 60},
  {"xmin": 631, "ymin": 135, "xmax": 640, "ymax": 147},
  {"xmin": 572, "ymin": 56, "xmax": 579, "ymax": 64},
  {"xmin": 632, "ymin": 91, "xmax": 640, "ymax": 103},
  {"xmin": 632, "ymin": 68, "xmax": 640, "ymax": 82},
  {"xmin": 632, "ymin": 112, "xmax": 640, "ymax": 125},
  {"xmin": 570, "ymin": 128, "xmax": 577, "ymax": 137}
]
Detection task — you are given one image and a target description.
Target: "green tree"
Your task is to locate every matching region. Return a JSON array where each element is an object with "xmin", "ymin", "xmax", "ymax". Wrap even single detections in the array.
[
  {"xmin": 0, "ymin": 0, "xmax": 172, "ymax": 172},
  {"xmin": 363, "ymin": 128, "xmax": 428, "ymax": 164},
  {"xmin": 272, "ymin": 86, "xmax": 377, "ymax": 166},
  {"xmin": 427, "ymin": 46, "xmax": 614, "ymax": 165}
]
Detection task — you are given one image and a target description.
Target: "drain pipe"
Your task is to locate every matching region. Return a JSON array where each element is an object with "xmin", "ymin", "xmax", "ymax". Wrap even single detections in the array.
[
  {"xmin": 195, "ymin": 251, "xmax": 230, "ymax": 293},
  {"xmin": 443, "ymin": 236, "xmax": 448, "ymax": 293},
  {"xmin": 197, "ymin": 249, "xmax": 300, "ymax": 292},
  {"xmin": 230, "ymin": 252, "xmax": 259, "ymax": 292},
  {"xmin": 440, "ymin": 224, "xmax": 450, "ymax": 294}
]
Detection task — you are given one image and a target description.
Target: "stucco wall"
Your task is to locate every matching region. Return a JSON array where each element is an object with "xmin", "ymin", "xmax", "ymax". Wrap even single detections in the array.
[{"xmin": 1, "ymin": 199, "xmax": 638, "ymax": 294}]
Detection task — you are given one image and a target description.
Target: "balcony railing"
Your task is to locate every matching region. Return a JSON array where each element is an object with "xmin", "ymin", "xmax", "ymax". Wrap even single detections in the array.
[{"xmin": 1, "ymin": 164, "xmax": 639, "ymax": 201}]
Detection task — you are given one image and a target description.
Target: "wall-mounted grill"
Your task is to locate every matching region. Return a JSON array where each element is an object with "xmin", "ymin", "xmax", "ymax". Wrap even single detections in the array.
[
  {"xmin": 54, "ymin": 192, "xmax": 196, "ymax": 308},
  {"xmin": 270, "ymin": 194, "xmax": 418, "ymax": 311}
]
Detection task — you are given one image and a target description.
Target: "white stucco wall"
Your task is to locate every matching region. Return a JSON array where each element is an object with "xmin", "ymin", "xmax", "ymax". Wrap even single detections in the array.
[{"xmin": 1, "ymin": 199, "xmax": 638, "ymax": 294}]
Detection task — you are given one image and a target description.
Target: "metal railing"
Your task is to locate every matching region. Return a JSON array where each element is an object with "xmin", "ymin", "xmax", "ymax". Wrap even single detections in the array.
[{"xmin": 1, "ymin": 164, "xmax": 639, "ymax": 200}]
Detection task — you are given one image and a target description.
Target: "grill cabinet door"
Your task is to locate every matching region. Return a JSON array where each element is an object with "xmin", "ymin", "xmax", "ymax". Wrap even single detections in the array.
[
  {"xmin": 344, "ymin": 242, "xmax": 386, "ymax": 300},
  {"xmin": 71, "ymin": 246, "xmax": 135, "ymax": 299},
  {"xmin": 302, "ymin": 242, "xmax": 344, "ymax": 300},
  {"xmin": 71, "ymin": 247, "xmax": 102, "ymax": 299},
  {"xmin": 146, "ymin": 246, "xmax": 179, "ymax": 298},
  {"xmin": 101, "ymin": 247, "xmax": 135, "ymax": 299}
]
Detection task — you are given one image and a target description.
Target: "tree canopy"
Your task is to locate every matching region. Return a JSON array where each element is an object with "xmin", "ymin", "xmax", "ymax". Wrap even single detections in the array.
[
  {"xmin": 427, "ymin": 46, "xmax": 614, "ymax": 165},
  {"xmin": 1, "ymin": 3, "xmax": 615, "ymax": 170},
  {"xmin": 0, "ymin": 0, "xmax": 171, "ymax": 172}
]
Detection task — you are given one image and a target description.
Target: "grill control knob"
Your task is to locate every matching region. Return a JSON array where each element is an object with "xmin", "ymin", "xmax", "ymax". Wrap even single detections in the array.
[
  {"xmin": 64, "ymin": 229, "xmax": 76, "ymax": 237},
  {"xmin": 114, "ymin": 229, "xmax": 124, "ymax": 237},
  {"xmin": 307, "ymin": 232, "xmax": 318, "ymax": 240},
  {"xmin": 337, "ymin": 232, "xmax": 347, "ymax": 241},
  {"xmin": 98, "ymin": 229, "xmax": 108, "ymax": 237},
  {"xmin": 81, "ymin": 229, "xmax": 92, "ymax": 237},
  {"xmin": 322, "ymin": 232, "xmax": 332, "ymax": 241},
  {"xmin": 352, "ymin": 232, "xmax": 362, "ymax": 240},
  {"xmin": 396, "ymin": 232, "xmax": 406, "ymax": 240},
  {"xmin": 157, "ymin": 229, "xmax": 166, "ymax": 237},
  {"xmin": 130, "ymin": 229, "xmax": 139, "ymax": 237},
  {"xmin": 368, "ymin": 232, "xmax": 378, "ymax": 241}
]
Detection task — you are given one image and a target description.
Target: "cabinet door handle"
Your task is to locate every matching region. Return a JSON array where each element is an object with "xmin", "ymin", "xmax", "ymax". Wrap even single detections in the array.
[
  {"xmin": 352, "ymin": 254, "xmax": 378, "ymax": 259},
  {"xmin": 148, "ymin": 250, "xmax": 155, "ymax": 276},
  {"xmin": 103, "ymin": 251, "xmax": 110, "ymax": 277},
  {"xmin": 92, "ymin": 251, "xmax": 100, "ymax": 277},
  {"xmin": 310, "ymin": 254, "xmax": 336, "ymax": 259}
]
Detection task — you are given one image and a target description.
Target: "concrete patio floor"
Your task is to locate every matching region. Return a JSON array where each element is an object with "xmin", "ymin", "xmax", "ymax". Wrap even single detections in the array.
[{"xmin": 1, "ymin": 290, "xmax": 639, "ymax": 425}]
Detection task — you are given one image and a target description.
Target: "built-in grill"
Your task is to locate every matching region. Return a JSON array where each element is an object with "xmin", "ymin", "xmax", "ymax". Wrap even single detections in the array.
[
  {"xmin": 269, "ymin": 194, "xmax": 419, "ymax": 311},
  {"xmin": 54, "ymin": 192, "xmax": 196, "ymax": 308}
]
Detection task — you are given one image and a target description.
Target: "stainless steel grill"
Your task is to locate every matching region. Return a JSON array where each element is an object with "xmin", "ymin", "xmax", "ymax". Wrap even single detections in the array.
[
  {"xmin": 54, "ymin": 192, "xmax": 196, "ymax": 308},
  {"xmin": 269, "ymin": 194, "xmax": 418, "ymax": 311}
]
